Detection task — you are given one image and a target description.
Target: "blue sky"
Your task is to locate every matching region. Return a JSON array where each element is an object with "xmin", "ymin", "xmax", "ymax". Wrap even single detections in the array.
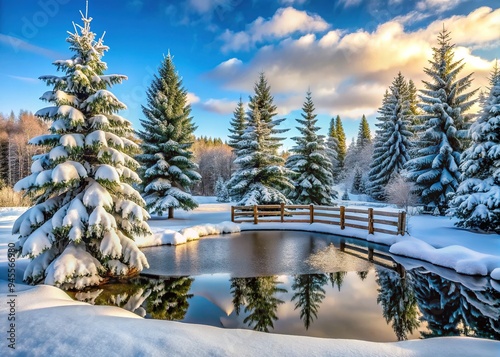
[{"xmin": 0, "ymin": 0, "xmax": 499, "ymax": 148}]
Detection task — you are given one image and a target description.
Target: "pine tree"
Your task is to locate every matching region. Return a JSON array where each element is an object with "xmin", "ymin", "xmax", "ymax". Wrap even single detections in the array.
[
  {"xmin": 405, "ymin": 28, "xmax": 477, "ymax": 214},
  {"xmin": 335, "ymin": 115, "xmax": 347, "ymax": 169},
  {"xmin": 12, "ymin": 14, "xmax": 150, "ymax": 289},
  {"xmin": 227, "ymin": 73, "xmax": 293, "ymax": 205},
  {"xmin": 356, "ymin": 114, "xmax": 372, "ymax": 150},
  {"xmin": 137, "ymin": 54, "xmax": 200, "ymax": 219},
  {"xmin": 285, "ymin": 91, "xmax": 337, "ymax": 205},
  {"xmin": 228, "ymin": 97, "xmax": 247, "ymax": 152},
  {"xmin": 368, "ymin": 73, "xmax": 413, "ymax": 201},
  {"xmin": 449, "ymin": 63, "xmax": 500, "ymax": 232}
]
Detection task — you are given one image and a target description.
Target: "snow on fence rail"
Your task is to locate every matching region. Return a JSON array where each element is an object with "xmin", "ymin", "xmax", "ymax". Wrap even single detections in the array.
[{"xmin": 231, "ymin": 204, "xmax": 406, "ymax": 236}]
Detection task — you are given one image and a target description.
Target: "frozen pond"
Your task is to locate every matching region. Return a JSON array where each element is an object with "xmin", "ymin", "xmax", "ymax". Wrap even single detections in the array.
[{"xmin": 72, "ymin": 231, "xmax": 500, "ymax": 342}]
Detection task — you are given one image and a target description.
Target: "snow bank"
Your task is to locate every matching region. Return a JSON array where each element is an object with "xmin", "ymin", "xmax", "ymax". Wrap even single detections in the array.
[
  {"xmin": 137, "ymin": 221, "xmax": 241, "ymax": 247},
  {"xmin": 390, "ymin": 239, "xmax": 500, "ymax": 279}
]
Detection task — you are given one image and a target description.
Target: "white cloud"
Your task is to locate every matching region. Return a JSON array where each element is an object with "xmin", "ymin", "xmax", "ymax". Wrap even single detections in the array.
[
  {"xmin": 200, "ymin": 98, "xmax": 238, "ymax": 114},
  {"xmin": 337, "ymin": 0, "xmax": 363, "ymax": 8},
  {"xmin": 7, "ymin": 75, "xmax": 39, "ymax": 84},
  {"xmin": 0, "ymin": 34, "xmax": 61, "ymax": 59},
  {"xmin": 219, "ymin": 7, "xmax": 329, "ymax": 52},
  {"xmin": 279, "ymin": 0, "xmax": 308, "ymax": 5},
  {"xmin": 209, "ymin": 6, "xmax": 499, "ymax": 119},
  {"xmin": 187, "ymin": 92, "xmax": 201, "ymax": 105},
  {"xmin": 416, "ymin": 0, "xmax": 463, "ymax": 12}
]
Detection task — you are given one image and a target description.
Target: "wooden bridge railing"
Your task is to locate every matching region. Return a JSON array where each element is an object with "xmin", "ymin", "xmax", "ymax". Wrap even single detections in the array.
[{"xmin": 231, "ymin": 204, "xmax": 406, "ymax": 236}]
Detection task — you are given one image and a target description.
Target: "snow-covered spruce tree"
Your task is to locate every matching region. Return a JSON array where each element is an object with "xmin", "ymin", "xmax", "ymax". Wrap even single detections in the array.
[
  {"xmin": 449, "ymin": 63, "xmax": 500, "ymax": 232},
  {"xmin": 405, "ymin": 28, "xmax": 477, "ymax": 214},
  {"xmin": 286, "ymin": 91, "xmax": 336, "ymax": 205},
  {"xmin": 214, "ymin": 176, "xmax": 230, "ymax": 202},
  {"xmin": 368, "ymin": 73, "xmax": 413, "ymax": 201},
  {"xmin": 228, "ymin": 73, "xmax": 293, "ymax": 205},
  {"xmin": 351, "ymin": 167, "xmax": 363, "ymax": 194},
  {"xmin": 228, "ymin": 97, "xmax": 247, "ymax": 152},
  {"xmin": 12, "ymin": 14, "xmax": 150, "ymax": 289},
  {"xmin": 137, "ymin": 54, "xmax": 200, "ymax": 219},
  {"xmin": 327, "ymin": 118, "xmax": 341, "ymax": 183}
]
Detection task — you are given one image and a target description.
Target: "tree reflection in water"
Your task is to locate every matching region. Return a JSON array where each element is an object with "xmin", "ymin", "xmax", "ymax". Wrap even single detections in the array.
[
  {"xmin": 230, "ymin": 276, "xmax": 287, "ymax": 332},
  {"xmin": 74, "ymin": 276, "xmax": 194, "ymax": 320},
  {"xmin": 291, "ymin": 274, "xmax": 328, "ymax": 330},
  {"xmin": 376, "ymin": 267, "xmax": 420, "ymax": 340},
  {"xmin": 408, "ymin": 268, "xmax": 500, "ymax": 340}
]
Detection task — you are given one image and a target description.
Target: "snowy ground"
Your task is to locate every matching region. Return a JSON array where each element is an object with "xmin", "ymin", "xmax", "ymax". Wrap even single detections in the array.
[{"xmin": 1, "ymin": 200, "xmax": 499, "ymax": 356}]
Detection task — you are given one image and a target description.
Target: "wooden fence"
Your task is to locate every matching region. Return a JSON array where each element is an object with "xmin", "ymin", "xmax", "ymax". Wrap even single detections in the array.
[{"xmin": 231, "ymin": 204, "xmax": 406, "ymax": 236}]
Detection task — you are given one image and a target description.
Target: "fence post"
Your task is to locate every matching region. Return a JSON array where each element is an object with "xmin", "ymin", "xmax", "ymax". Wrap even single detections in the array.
[
  {"xmin": 399, "ymin": 211, "xmax": 406, "ymax": 236},
  {"xmin": 280, "ymin": 203, "xmax": 285, "ymax": 223},
  {"xmin": 340, "ymin": 206, "xmax": 345, "ymax": 230},
  {"xmin": 368, "ymin": 248, "xmax": 374, "ymax": 261},
  {"xmin": 368, "ymin": 208, "xmax": 374, "ymax": 234},
  {"xmin": 231, "ymin": 206, "xmax": 235, "ymax": 222},
  {"xmin": 310, "ymin": 204, "xmax": 314, "ymax": 224},
  {"xmin": 253, "ymin": 205, "xmax": 258, "ymax": 225},
  {"xmin": 340, "ymin": 239, "xmax": 346, "ymax": 251}
]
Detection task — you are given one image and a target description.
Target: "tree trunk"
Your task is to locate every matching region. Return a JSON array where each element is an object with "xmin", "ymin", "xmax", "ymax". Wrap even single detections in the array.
[{"xmin": 168, "ymin": 206, "xmax": 174, "ymax": 219}]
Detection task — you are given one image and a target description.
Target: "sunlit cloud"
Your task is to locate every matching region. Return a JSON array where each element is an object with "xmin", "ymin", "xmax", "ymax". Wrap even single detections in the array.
[
  {"xmin": 200, "ymin": 98, "xmax": 238, "ymax": 114},
  {"xmin": 209, "ymin": 6, "xmax": 500, "ymax": 120},
  {"xmin": 219, "ymin": 7, "xmax": 330, "ymax": 52},
  {"xmin": 187, "ymin": 92, "xmax": 201, "ymax": 105}
]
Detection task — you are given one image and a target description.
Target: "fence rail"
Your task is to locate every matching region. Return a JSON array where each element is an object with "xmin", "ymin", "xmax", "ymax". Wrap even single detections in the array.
[{"xmin": 231, "ymin": 204, "xmax": 406, "ymax": 236}]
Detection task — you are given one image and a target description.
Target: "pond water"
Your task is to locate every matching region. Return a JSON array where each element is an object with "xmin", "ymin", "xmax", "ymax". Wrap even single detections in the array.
[{"xmin": 72, "ymin": 231, "xmax": 500, "ymax": 342}]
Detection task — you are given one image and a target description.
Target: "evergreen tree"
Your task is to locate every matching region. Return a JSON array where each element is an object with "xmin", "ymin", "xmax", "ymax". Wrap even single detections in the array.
[
  {"xmin": 327, "ymin": 118, "xmax": 341, "ymax": 182},
  {"xmin": 228, "ymin": 97, "xmax": 247, "ymax": 152},
  {"xmin": 405, "ymin": 28, "xmax": 477, "ymax": 214},
  {"xmin": 368, "ymin": 73, "xmax": 413, "ymax": 201},
  {"xmin": 214, "ymin": 176, "xmax": 230, "ymax": 202},
  {"xmin": 227, "ymin": 73, "xmax": 293, "ymax": 205},
  {"xmin": 12, "ymin": 14, "xmax": 150, "ymax": 289},
  {"xmin": 407, "ymin": 79, "xmax": 421, "ymax": 133},
  {"xmin": 285, "ymin": 91, "xmax": 337, "ymax": 205},
  {"xmin": 351, "ymin": 167, "xmax": 363, "ymax": 194},
  {"xmin": 356, "ymin": 114, "xmax": 372, "ymax": 150},
  {"xmin": 449, "ymin": 63, "xmax": 500, "ymax": 232},
  {"xmin": 335, "ymin": 115, "xmax": 347, "ymax": 169},
  {"xmin": 137, "ymin": 54, "xmax": 200, "ymax": 219}
]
